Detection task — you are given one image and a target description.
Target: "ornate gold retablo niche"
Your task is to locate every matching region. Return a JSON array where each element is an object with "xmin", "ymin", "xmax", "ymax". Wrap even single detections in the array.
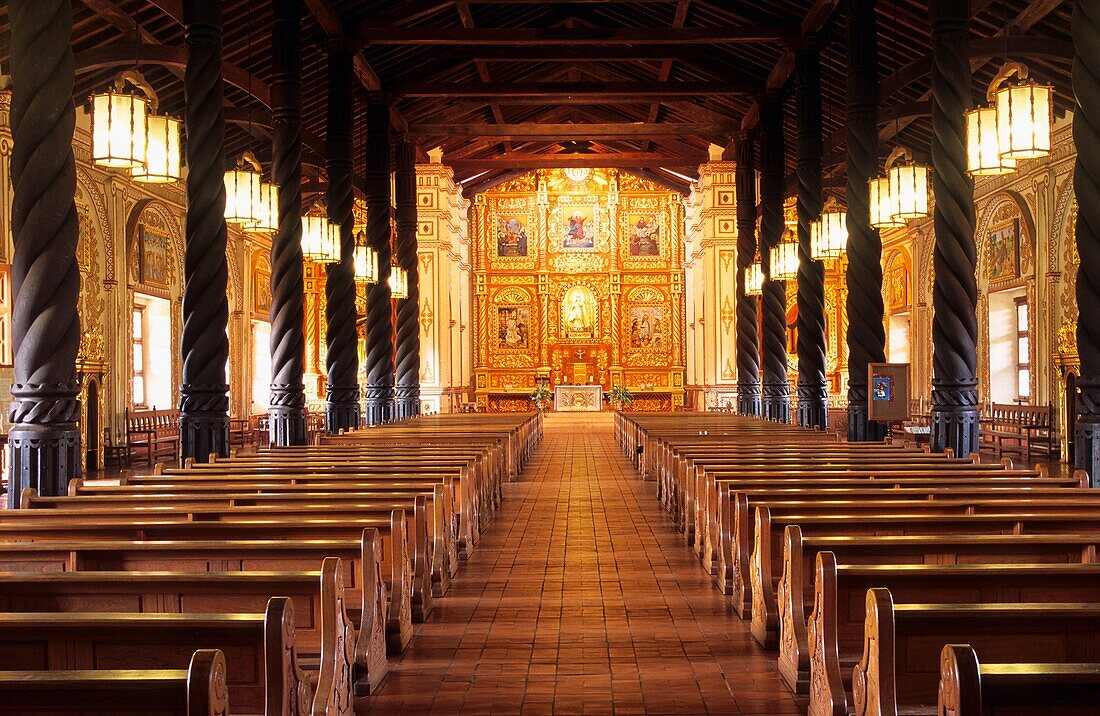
[{"xmin": 472, "ymin": 168, "xmax": 686, "ymax": 412}]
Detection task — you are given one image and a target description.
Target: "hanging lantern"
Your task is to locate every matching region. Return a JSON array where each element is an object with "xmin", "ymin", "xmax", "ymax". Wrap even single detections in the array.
[
  {"xmin": 966, "ymin": 105, "xmax": 1016, "ymax": 175},
  {"xmin": 744, "ymin": 260, "xmax": 764, "ymax": 296},
  {"xmin": 992, "ymin": 62, "xmax": 1053, "ymax": 161},
  {"xmin": 354, "ymin": 234, "xmax": 379, "ymax": 284},
  {"xmin": 244, "ymin": 182, "xmax": 278, "ymax": 234},
  {"xmin": 132, "ymin": 112, "xmax": 182, "ymax": 183},
  {"xmin": 388, "ymin": 264, "xmax": 408, "ymax": 300},
  {"xmin": 811, "ymin": 199, "xmax": 848, "ymax": 261},
  {"xmin": 90, "ymin": 70, "xmax": 151, "ymax": 169},
  {"xmin": 224, "ymin": 152, "xmax": 263, "ymax": 225},
  {"xmin": 301, "ymin": 215, "xmax": 340, "ymax": 264},
  {"xmin": 769, "ymin": 230, "xmax": 799, "ymax": 281},
  {"xmin": 869, "ymin": 175, "xmax": 905, "ymax": 228},
  {"xmin": 885, "ymin": 146, "xmax": 929, "ymax": 221}
]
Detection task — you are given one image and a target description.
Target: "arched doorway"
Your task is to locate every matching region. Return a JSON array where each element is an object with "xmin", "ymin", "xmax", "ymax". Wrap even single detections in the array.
[
  {"xmin": 86, "ymin": 379, "xmax": 99, "ymax": 473},
  {"xmin": 1066, "ymin": 371, "xmax": 1078, "ymax": 464}
]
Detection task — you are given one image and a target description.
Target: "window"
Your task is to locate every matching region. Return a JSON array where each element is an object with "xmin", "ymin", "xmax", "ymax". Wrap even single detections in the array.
[
  {"xmin": 132, "ymin": 306, "xmax": 146, "ymax": 407},
  {"xmin": 0, "ymin": 266, "xmax": 12, "ymax": 366},
  {"xmin": 1015, "ymin": 297, "xmax": 1030, "ymax": 402}
]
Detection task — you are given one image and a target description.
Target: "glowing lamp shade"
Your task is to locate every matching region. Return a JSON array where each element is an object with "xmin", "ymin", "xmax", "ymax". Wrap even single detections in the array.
[
  {"xmin": 995, "ymin": 81, "xmax": 1053, "ymax": 160},
  {"xmin": 388, "ymin": 265, "xmax": 409, "ymax": 300},
  {"xmin": 244, "ymin": 182, "xmax": 278, "ymax": 234},
  {"xmin": 888, "ymin": 162, "xmax": 929, "ymax": 220},
  {"xmin": 224, "ymin": 164, "xmax": 262, "ymax": 225},
  {"xmin": 769, "ymin": 234, "xmax": 799, "ymax": 281},
  {"xmin": 91, "ymin": 89, "xmax": 148, "ymax": 169},
  {"xmin": 744, "ymin": 262, "xmax": 764, "ymax": 296},
  {"xmin": 131, "ymin": 113, "xmax": 181, "ymax": 183},
  {"xmin": 811, "ymin": 209, "xmax": 848, "ymax": 261},
  {"xmin": 354, "ymin": 243, "xmax": 379, "ymax": 284},
  {"xmin": 869, "ymin": 176, "xmax": 905, "ymax": 229},
  {"xmin": 301, "ymin": 216, "xmax": 339, "ymax": 264},
  {"xmin": 966, "ymin": 106, "xmax": 1016, "ymax": 175}
]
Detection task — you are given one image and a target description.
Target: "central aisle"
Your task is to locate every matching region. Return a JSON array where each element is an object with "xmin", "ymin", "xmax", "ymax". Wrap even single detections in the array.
[{"xmin": 365, "ymin": 413, "xmax": 800, "ymax": 715}]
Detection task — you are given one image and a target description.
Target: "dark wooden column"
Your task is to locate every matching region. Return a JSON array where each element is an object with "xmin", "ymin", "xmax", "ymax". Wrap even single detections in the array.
[
  {"xmin": 362, "ymin": 96, "xmax": 394, "ymax": 425},
  {"xmin": 735, "ymin": 132, "xmax": 761, "ymax": 417},
  {"xmin": 795, "ymin": 41, "xmax": 829, "ymax": 430},
  {"xmin": 180, "ymin": 0, "xmax": 230, "ymax": 461},
  {"xmin": 929, "ymin": 0, "xmax": 980, "ymax": 456},
  {"xmin": 845, "ymin": 0, "xmax": 888, "ymax": 442},
  {"xmin": 324, "ymin": 47, "xmax": 360, "ymax": 432},
  {"xmin": 759, "ymin": 95, "xmax": 790, "ymax": 423},
  {"xmin": 1074, "ymin": 0, "xmax": 1100, "ymax": 486},
  {"xmin": 267, "ymin": 0, "xmax": 307, "ymax": 446},
  {"xmin": 393, "ymin": 139, "xmax": 421, "ymax": 420},
  {"xmin": 6, "ymin": 0, "xmax": 82, "ymax": 506}
]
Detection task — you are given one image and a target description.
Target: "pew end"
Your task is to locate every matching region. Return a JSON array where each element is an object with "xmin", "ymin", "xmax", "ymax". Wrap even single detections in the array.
[
  {"xmin": 18, "ymin": 487, "xmax": 36, "ymax": 510},
  {"xmin": 66, "ymin": 478, "xmax": 83, "ymax": 497},
  {"xmin": 354, "ymin": 529, "xmax": 391, "ymax": 697},
  {"xmin": 937, "ymin": 645, "xmax": 982, "ymax": 716}
]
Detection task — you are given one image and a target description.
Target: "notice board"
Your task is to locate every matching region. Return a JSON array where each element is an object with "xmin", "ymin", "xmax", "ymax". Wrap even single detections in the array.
[{"xmin": 867, "ymin": 363, "xmax": 911, "ymax": 423}]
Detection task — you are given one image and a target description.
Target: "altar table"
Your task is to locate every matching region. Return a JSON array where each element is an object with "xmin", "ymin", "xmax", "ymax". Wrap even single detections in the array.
[{"xmin": 554, "ymin": 385, "xmax": 603, "ymax": 412}]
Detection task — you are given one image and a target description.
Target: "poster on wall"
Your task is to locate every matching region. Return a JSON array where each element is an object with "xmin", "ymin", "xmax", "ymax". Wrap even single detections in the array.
[
  {"xmin": 867, "ymin": 362, "xmax": 911, "ymax": 422},
  {"xmin": 987, "ymin": 217, "xmax": 1020, "ymax": 281},
  {"xmin": 138, "ymin": 224, "xmax": 170, "ymax": 288}
]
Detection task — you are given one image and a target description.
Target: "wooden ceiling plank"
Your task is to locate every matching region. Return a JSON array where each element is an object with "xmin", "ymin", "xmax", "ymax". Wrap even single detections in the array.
[
  {"xmin": 355, "ymin": 25, "xmax": 796, "ymax": 46},
  {"xmin": 394, "ymin": 81, "xmax": 753, "ymax": 98},
  {"xmin": 411, "ymin": 122, "xmax": 734, "ymax": 139},
  {"xmin": 448, "ymin": 153, "xmax": 705, "ymax": 170}
]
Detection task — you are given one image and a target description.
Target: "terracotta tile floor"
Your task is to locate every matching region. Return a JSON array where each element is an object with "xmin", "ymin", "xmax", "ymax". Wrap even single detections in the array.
[{"xmin": 363, "ymin": 413, "xmax": 800, "ymax": 715}]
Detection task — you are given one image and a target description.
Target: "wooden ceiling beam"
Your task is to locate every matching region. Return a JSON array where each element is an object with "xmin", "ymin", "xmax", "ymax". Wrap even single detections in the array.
[
  {"xmin": 443, "ymin": 46, "xmax": 679, "ymax": 61},
  {"xmin": 411, "ymin": 123, "xmax": 734, "ymax": 140},
  {"xmin": 447, "ymin": 153, "xmax": 704, "ymax": 170},
  {"xmin": 355, "ymin": 25, "xmax": 795, "ymax": 46},
  {"xmin": 394, "ymin": 81, "xmax": 754, "ymax": 98}
]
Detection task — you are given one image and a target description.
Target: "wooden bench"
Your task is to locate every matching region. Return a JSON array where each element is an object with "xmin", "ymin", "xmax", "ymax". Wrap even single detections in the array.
[
  {"xmin": 853, "ymin": 589, "xmax": 1100, "ymax": 716},
  {"xmin": 124, "ymin": 407, "xmax": 180, "ymax": 466},
  {"xmin": 979, "ymin": 403, "xmax": 1055, "ymax": 460},
  {"xmin": 802, "ymin": 555, "xmax": 1100, "ymax": 713},
  {"xmin": 937, "ymin": 644, "xmax": 1100, "ymax": 716},
  {"xmin": 0, "ymin": 649, "xmax": 229, "ymax": 715}
]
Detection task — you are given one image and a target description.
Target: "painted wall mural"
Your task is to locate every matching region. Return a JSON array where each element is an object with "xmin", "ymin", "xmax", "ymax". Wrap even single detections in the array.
[{"xmin": 472, "ymin": 168, "xmax": 686, "ymax": 411}]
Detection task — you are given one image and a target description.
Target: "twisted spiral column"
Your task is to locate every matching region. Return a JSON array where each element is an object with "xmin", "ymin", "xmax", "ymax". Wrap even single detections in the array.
[
  {"xmin": 1074, "ymin": 0, "xmax": 1100, "ymax": 485},
  {"xmin": 929, "ymin": 0, "xmax": 980, "ymax": 456},
  {"xmin": 324, "ymin": 48, "xmax": 360, "ymax": 433},
  {"xmin": 6, "ymin": 0, "xmax": 82, "ymax": 505},
  {"xmin": 362, "ymin": 97, "xmax": 394, "ymax": 425},
  {"xmin": 267, "ymin": 0, "xmax": 307, "ymax": 446},
  {"xmin": 735, "ymin": 133, "xmax": 761, "ymax": 417},
  {"xmin": 393, "ymin": 140, "xmax": 421, "ymax": 420},
  {"xmin": 795, "ymin": 43, "xmax": 829, "ymax": 430},
  {"xmin": 180, "ymin": 0, "xmax": 230, "ymax": 461},
  {"xmin": 759, "ymin": 95, "xmax": 790, "ymax": 423},
  {"xmin": 845, "ymin": 0, "xmax": 888, "ymax": 442}
]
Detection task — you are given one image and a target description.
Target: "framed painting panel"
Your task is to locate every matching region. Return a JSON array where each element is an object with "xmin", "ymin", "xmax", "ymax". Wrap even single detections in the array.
[{"xmin": 138, "ymin": 224, "xmax": 170, "ymax": 288}]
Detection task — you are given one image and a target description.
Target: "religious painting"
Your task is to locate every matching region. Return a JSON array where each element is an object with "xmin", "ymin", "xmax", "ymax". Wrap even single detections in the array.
[
  {"xmin": 563, "ymin": 209, "xmax": 595, "ymax": 249},
  {"xmin": 629, "ymin": 215, "xmax": 660, "ymax": 256},
  {"xmin": 496, "ymin": 217, "xmax": 528, "ymax": 257},
  {"xmin": 628, "ymin": 306, "xmax": 665, "ymax": 350},
  {"xmin": 497, "ymin": 306, "xmax": 530, "ymax": 350},
  {"xmin": 138, "ymin": 224, "xmax": 170, "ymax": 288},
  {"xmin": 988, "ymin": 218, "xmax": 1020, "ymax": 281},
  {"xmin": 562, "ymin": 285, "xmax": 597, "ymax": 338},
  {"xmin": 254, "ymin": 270, "xmax": 272, "ymax": 314}
]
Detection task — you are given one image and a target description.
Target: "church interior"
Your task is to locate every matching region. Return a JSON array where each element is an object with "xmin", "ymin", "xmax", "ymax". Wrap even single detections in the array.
[{"xmin": 1, "ymin": 0, "xmax": 1099, "ymax": 714}]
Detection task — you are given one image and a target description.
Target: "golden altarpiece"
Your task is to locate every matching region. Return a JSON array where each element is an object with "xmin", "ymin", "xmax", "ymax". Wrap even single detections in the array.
[{"xmin": 471, "ymin": 169, "xmax": 686, "ymax": 412}]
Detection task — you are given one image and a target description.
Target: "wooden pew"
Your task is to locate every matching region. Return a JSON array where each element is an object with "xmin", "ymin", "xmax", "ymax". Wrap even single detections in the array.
[
  {"xmin": 124, "ymin": 407, "xmax": 180, "ymax": 466},
  {"xmin": 937, "ymin": 644, "xmax": 1100, "ymax": 716},
  {"xmin": 802, "ymin": 553, "xmax": 1100, "ymax": 714},
  {"xmin": 0, "ymin": 649, "xmax": 230, "ymax": 715},
  {"xmin": 0, "ymin": 596, "xmax": 309, "ymax": 714},
  {"xmin": 851, "ymin": 589, "xmax": 1100, "ymax": 716},
  {"xmin": 777, "ymin": 526, "xmax": 1100, "ymax": 695}
]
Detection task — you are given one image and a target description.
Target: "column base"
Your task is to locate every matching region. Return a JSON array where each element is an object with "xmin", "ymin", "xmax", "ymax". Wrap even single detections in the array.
[
  {"xmin": 326, "ymin": 385, "xmax": 361, "ymax": 434},
  {"xmin": 847, "ymin": 398, "xmax": 887, "ymax": 442},
  {"xmin": 930, "ymin": 385, "xmax": 979, "ymax": 457},
  {"xmin": 363, "ymin": 386, "xmax": 394, "ymax": 427},
  {"xmin": 180, "ymin": 385, "xmax": 230, "ymax": 462},
  {"xmin": 1074, "ymin": 378, "xmax": 1100, "ymax": 487},
  {"xmin": 7, "ymin": 424, "xmax": 81, "ymax": 508},
  {"xmin": 393, "ymin": 386, "xmax": 421, "ymax": 421},
  {"xmin": 762, "ymin": 382, "xmax": 790, "ymax": 423},
  {"xmin": 796, "ymin": 385, "xmax": 828, "ymax": 430},
  {"xmin": 738, "ymin": 385, "xmax": 762, "ymax": 418},
  {"xmin": 269, "ymin": 384, "xmax": 307, "ymax": 447}
]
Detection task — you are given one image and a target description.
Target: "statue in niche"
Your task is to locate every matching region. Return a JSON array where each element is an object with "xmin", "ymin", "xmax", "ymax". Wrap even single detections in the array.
[{"xmin": 563, "ymin": 285, "xmax": 597, "ymax": 338}]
